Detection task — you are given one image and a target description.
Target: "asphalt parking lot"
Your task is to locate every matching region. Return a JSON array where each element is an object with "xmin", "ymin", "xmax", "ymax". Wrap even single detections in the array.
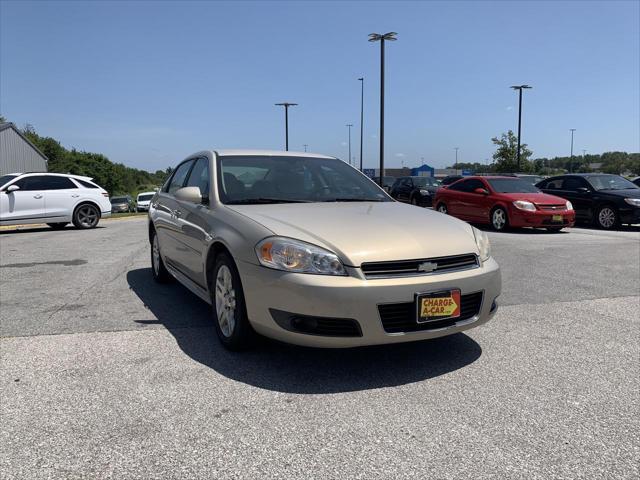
[{"xmin": 1, "ymin": 217, "xmax": 639, "ymax": 479}]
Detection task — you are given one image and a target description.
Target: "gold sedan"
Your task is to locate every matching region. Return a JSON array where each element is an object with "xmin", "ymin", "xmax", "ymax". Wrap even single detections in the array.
[{"xmin": 149, "ymin": 150, "xmax": 501, "ymax": 350}]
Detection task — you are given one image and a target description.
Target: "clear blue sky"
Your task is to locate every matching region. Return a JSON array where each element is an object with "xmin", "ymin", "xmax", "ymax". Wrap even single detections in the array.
[{"xmin": 1, "ymin": 0, "xmax": 638, "ymax": 171}]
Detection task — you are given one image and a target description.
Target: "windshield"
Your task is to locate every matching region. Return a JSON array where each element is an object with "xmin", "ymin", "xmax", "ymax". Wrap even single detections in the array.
[
  {"xmin": 0, "ymin": 174, "xmax": 18, "ymax": 188},
  {"xmin": 518, "ymin": 175, "xmax": 544, "ymax": 185},
  {"xmin": 137, "ymin": 194, "xmax": 154, "ymax": 201},
  {"xmin": 487, "ymin": 178, "xmax": 541, "ymax": 193},
  {"xmin": 217, "ymin": 156, "xmax": 390, "ymax": 204},
  {"xmin": 587, "ymin": 175, "xmax": 638, "ymax": 191},
  {"xmin": 413, "ymin": 177, "xmax": 437, "ymax": 187},
  {"xmin": 110, "ymin": 197, "xmax": 128, "ymax": 203}
]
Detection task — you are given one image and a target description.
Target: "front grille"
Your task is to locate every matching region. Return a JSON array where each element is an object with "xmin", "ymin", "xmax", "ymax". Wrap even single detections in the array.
[
  {"xmin": 361, "ymin": 254, "xmax": 478, "ymax": 279},
  {"xmin": 538, "ymin": 204, "xmax": 566, "ymax": 211},
  {"xmin": 378, "ymin": 291, "xmax": 483, "ymax": 333},
  {"xmin": 270, "ymin": 309, "xmax": 362, "ymax": 337}
]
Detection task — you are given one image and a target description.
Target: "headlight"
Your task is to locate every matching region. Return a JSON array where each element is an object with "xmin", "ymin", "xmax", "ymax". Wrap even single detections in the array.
[
  {"xmin": 512, "ymin": 200, "xmax": 536, "ymax": 211},
  {"xmin": 419, "ymin": 189, "xmax": 430, "ymax": 196},
  {"xmin": 624, "ymin": 198, "xmax": 640, "ymax": 207},
  {"xmin": 472, "ymin": 226, "xmax": 491, "ymax": 262},
  {"xmin": 255, "ymin": 237, "xmax": 346, "ymax": 276},
  {"xmin": 565, "ymin": 201, "xmax": 573, "ymax": 211}
]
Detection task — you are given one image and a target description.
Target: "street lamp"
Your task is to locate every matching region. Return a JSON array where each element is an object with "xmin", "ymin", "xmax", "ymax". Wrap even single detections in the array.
[
  {"xmin": 369, "ymin": 32, "xmax": 397, "ymax": 186},
  {"xmin": 274, "ymin": 102, "xmax": 297, "ymax": 151},
  {"xmin": 358, "ymin": 77, "xmax": 364, "ymax": 171},
  {"xmin": 346, "ymin": 124, "xmax": 353, "ymax": 166},
  {"xmin": 510, "ymin": 84, "xmax": 532, "ymax": 171},
  {"xmin": 303, "ymin": 144, "xmax": 308, "ymax": 152},
  {"xmin": 569, "ymin": 128, "xmax": 576, "ymax": 173}
]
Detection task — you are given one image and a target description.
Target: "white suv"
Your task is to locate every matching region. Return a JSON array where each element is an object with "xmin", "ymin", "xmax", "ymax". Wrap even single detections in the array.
[{"xmin": 0, "ymin": 173, "xmax": 112, "ymax": 229}]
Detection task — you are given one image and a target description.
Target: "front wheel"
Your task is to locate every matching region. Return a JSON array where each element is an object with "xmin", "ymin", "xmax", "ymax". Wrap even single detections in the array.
[
  {"xmin": 73, "ymin": 204, "xmax": 100, "ymax": 229},
  {"xmin": 436, "ymin": 203, "xmax": 448, "ymax": 214},
  {"xmin": 47, "ymin": 223, "xmax": 68, "ymax": 230},
  {"xmin": 491, "ymin": 207, "xmax": 509, "ymax": 231},
  {"xmin": 595, "ymin": 205, "xmax": 618, "ymax": 229},
  {"xmin": 211, "ymin": 252, "xmax": 255, "ymax": 351}
]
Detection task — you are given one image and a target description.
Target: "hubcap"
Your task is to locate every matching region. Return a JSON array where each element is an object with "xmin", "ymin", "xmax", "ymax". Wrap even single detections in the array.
[
  {"xmin": 493, "ymin": 209, "xmax": 506, "ymax": 230},
  {"xmin": 215, "ymin": 265, "xmax": 236, "ymax": 337},
  {"xmin": 599, "ymin": 208, "xmax": 615, "ymax": 228},
  {"xmin": 77, "ymin": 206, "xmax": 98, "ymax": 227},
  {"xmin": 152, "ymin": 235, "xmax": 160, "ymax": 275},
  {"xmin": 438, "ymin": 205, "xmax": 447, "ymax": 214}
]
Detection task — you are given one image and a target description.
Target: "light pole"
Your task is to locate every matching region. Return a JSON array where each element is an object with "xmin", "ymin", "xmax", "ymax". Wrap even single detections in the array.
[
  {"xmin": 274, "ymin": 102, "xmax": 297, "ymax": 151},
  {"xmin": 454, "ymin": 147, "xmax": 459, "ymax": 174},
  {"xmin": 510, "ymin": 85, "xmax": 532, "ymax": 171},
  {"xmin": 303, "ymin": 144, "xmax": 308, "ymax": 152},
  {"xmin": 569, "ymin": 128, "xmax": 576, "ymax": 173},
  {"xmin": 346, "ymin": 124, "xmax": 353, "ymax": 166},
  {"xmin": 369, "ymin": 32, "xmax": 397, "ymax": 186},
  {"xmin": 358, "ymin": 77, "xmax": 364, "ymax": 171}
]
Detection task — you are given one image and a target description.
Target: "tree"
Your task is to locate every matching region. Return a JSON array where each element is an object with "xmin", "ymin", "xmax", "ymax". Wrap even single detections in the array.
[{"xmin": 491, "ymin": 130, "xmax": 533, "ymax": 173}]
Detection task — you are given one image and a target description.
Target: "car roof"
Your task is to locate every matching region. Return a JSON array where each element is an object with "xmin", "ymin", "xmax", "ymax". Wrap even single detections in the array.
[
  {"xmin": 137, "ymin": 191, "xmax": 156, "ymax": 196},
  {"xmin": 214, "ymin": 149, "xmax": 335, "ymax": 159},
  {"xmin": 15, "ymin": 172, "xmax": 94, "ymax": 181}
]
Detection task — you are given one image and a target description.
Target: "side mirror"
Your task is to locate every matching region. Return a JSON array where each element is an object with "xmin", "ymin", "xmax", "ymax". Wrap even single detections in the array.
[
  {"xmin": 6, "ymin": 185, "xmax": 20, "ymax": 193},
  {"xmin": 474, "ymin": 187, "xmax": 489, "ymax": 195},
  {"xmin": 175, "ymin": 186, "xmax": 202, "ymax": 204}
]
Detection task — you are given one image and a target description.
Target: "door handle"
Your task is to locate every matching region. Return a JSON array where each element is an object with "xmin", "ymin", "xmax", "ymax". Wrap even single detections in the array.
[
  {"xmin": 71, "ymin": 194, "xmax": 80, "ymax": 198},
  {"xmin": 33, "ymin": 194, "xmax": 43, "ymax": 199},
  {"xmin": 173, "ymin": 209, "xmax": 182, "ymax": 218}
]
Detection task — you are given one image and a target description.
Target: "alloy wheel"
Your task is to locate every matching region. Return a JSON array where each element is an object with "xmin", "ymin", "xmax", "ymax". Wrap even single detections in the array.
[
  {"xmin": 152, "ymin": 235, "xmax": 160, "ymax": 276},
  {"xmin": 492, "ymin": 209, "xmax": 506, "ymax": 230},
  {"xmin": 215, "ymin": 265, "xmax": 237, "ymax": 337},
  {"xmin": 77, "ymin": 205, "xmax": 98, "ymax": 228},
  {"xmin": 437, "ymin": 204, "xmax": 447, "ymax": 214},
  {"xmin": 598, "ymin": 207, "xmax": 616, "ymax": 229}
]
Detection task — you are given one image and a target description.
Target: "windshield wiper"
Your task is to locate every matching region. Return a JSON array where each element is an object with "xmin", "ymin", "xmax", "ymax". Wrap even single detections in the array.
[
  {"xmin": 226, "ymin": 198, "xmax": 312, "ymax": 205},
  {"xmin": 323, "ymin": 198, "xmax": 385, "ymax": 202}
]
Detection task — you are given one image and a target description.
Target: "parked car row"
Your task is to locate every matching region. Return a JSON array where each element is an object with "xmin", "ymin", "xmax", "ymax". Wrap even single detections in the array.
[
  {"xmin": 110, "ymin": 191, "xmax": 157, "ymax": 213},
  {"xmin": 429, "ymin": 173, "xmax": 639, "ymax": 231}
]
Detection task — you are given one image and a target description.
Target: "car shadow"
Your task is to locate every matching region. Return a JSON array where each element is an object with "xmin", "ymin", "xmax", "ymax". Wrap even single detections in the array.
[
  {"xmin": 0, "ymin": 226, "xmax": 106, "ymax": 235},
  {"xmin": 126, "ymin": 267, "xmax": 483, "ymax": 394}
]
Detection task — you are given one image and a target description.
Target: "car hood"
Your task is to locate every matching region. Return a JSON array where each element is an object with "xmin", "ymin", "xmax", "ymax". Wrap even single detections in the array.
[
  {"xmin": 499, "ymin": 192, "xmax": 569, "ymax": 204},
  {"xmin": 598, "ymin": 188, "xmax": 640, "ymax": 198},
  {"xmin": 226, "ymin": 202, "xmax": 479, "ymax": 266}
]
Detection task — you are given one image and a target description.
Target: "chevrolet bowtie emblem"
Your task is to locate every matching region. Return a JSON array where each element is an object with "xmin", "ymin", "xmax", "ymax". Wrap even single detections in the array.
[{"xmin": 418, "ymin": 261, "xmax": 437, "ymax": 273}]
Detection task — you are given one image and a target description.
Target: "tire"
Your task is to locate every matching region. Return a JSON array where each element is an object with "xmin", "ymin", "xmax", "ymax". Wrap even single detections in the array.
[
  {"xmin": 47, "ymin": 223, "xmax": 68, "ymax": 230},
  {"xmin": 546, "ymin": 227, "xmax": 563, "ymax": 233},
  {"xmin": 72, "ymin": 203, "xmax": 100, "ymax": 229},
  {"xmin": 436, "ymin": 203, "xmax": 448, "ymax": 214},
  {"xmin": 211, "ymin": 252, "xmax": 255, "ymax": 351},
  {"xmin": 595, "ymin": 205, "xmax": 618, "ymax": 230},
  {"xmin": 411, "ymin": 196, "xmax": 418, "ymax": 206},
  {"xmin": 150, "ymin": 229, "xmax": 173, "ymax": 283},
  {"xmin": 490, "ymin": 207, "xmax": 509, "ymax": 231}
]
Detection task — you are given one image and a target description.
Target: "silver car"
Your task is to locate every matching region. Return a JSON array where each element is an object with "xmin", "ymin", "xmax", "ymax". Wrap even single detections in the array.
[{"xmin": 148, "ymin": 150, "xmax": 501, "ymax": 350}]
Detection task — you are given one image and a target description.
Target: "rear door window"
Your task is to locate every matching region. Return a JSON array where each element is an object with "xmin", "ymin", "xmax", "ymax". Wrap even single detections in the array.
[{"xmin": 562, "ymin": 177, "xmax": 588, "ymax": 191}]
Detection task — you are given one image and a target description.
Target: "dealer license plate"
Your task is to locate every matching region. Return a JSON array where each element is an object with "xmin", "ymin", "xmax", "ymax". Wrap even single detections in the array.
[{"xmin": 416, "ymin": 289, "xmax": 461, "ymax": 323}]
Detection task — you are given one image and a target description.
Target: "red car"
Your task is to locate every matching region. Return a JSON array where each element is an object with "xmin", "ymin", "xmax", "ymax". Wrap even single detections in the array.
[{"xmin": 434, "ymin": 176, "xmax": 576, "ymax": 231}]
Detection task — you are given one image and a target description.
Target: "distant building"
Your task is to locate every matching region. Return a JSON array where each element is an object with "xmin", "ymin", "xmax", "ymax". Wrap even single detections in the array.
[{"xmin": 0, "ymin": 123, "xmax": 48, "ymax": 175}]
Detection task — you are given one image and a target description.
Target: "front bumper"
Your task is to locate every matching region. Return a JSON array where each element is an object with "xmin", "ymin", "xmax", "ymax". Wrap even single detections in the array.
[
  {"xmin": 619, "ymin": 207, "xmax": 640, "ymax": 225},
  {"xmin": 238, "ymin": 258, "xmax": 501, "ymax": 347},
  {"xmin": 137, "ymin": 205, "xmax": 149, "ymax": 212},
  {"xmin": 508, "ymin": 208, "xmax": 576, "ymax": 228}
]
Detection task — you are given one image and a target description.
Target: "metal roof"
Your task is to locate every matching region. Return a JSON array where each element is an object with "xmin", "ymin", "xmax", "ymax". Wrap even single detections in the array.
[{"xmin": 0, "ymin": 123, "xmax": 48, "ymax": 162}]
